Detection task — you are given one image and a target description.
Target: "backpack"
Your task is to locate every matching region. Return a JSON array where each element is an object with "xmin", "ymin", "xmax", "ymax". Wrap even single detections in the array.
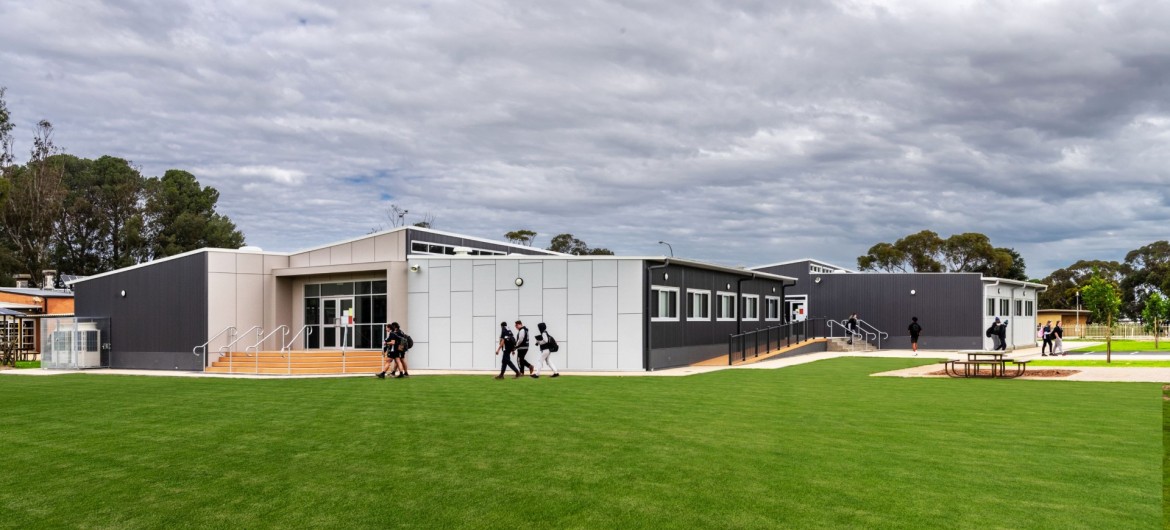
[
  {"xmin": 546, "ymin": 333, "xmax": 559, "ymax": 353},
  {"xmin": 985, "ymin": 326, "xmax": 994, "ymax": 338},
  {"xmin": 401, "ymin": 333, "xmax": 414, "ymax": 352},
  {"xmin": 503, "ymin": 330, "xmax": 516, "ymax": 350}
]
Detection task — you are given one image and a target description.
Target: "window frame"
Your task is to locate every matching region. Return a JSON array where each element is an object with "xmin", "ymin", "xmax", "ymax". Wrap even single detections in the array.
[
  {"xmin": 716, "ymin": 291, "xmax": 737, "ymax": 321},
  {"xmin": 764, "ymin": 296, "xmax": 782, "ymax": 321},
  {"xmin": 742, "ymin": 294, "xmax": 760, "ymax": 321},
  {"xmin": 651, "ymin": 285, "xmax": 680, "ymax": 322},
  {"xmin": 686, "ymin": 289, "xmax": 711, "ymax": 321},
  {"xmin": 1000, "ymin": 298, "xmax": 1010, "ymax": 317},
  {"xmin": 987, "ymin": 298, "xmax": 996, "ymax": 317}
]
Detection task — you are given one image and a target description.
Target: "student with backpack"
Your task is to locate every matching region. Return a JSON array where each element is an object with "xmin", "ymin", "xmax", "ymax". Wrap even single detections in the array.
[
  {"xmin": 907, "ymin": 317, "xmax": 922, "ymax": 355},
  {"xmin": 514, "ymin": 320, "xmax": 535, "ymax": 375},
  {"xmin": 494, "ymin": 321, "xmax": 521, "ymax": 379},
  {"xmin": 532, "ymin": 322, "xmax": 560, "ymax": 378},
  {"xmin": 376, "ymin": 322, "xmax": 411, "ymax": 379}
]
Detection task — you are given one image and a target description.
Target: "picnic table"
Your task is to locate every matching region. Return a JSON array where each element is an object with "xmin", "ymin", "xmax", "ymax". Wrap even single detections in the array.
[{"xmin": 945, "ymin": 350, "xmax": 1029, "ymax": 378}]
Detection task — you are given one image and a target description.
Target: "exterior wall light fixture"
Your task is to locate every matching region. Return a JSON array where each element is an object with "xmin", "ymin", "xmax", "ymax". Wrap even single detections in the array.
[
  {"xmin": 514, "ymin": 278, "xmax": 524, "ymax": 287},
  {"xmin": 814, "ymin": 277, "xmax": 822, "ymax": 284}
]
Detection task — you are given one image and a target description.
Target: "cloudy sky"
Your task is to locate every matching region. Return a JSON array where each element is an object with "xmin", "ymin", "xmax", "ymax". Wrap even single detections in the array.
[{"xmin": 2, "ymin": 0, "xmax": 1168, "ymax": 277}]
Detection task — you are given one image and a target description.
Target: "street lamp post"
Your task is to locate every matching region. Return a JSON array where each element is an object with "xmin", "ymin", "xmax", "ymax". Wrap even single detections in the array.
[
  {"xmin": 1076, "ymin": 290, "xmax": 1081, "ymax": 338},
  {"xmin": 657, "ymin": 241, "xmax": 673, "ymax": 257}
]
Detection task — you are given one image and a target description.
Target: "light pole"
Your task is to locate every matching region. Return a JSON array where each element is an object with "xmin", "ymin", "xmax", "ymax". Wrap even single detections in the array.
[
  {"xmin": 657, "ymin": 241, "xmax": 673, "ymax": 257},
  {"xmin": 398, "ymin": 209, "xmax": 409, "ymax": 227},
  {"xmin": 1076, "ymin": 290, "xmax": 1081, "ymax": 338}
]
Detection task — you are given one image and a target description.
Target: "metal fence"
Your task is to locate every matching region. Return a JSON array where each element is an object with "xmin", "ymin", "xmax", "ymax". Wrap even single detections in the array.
[
  {"xmin": 41, "ymin": 317, "xmax": 111, "ymax": 369},
  {"xmin": 728, "ymin": 318, "xmax": 825, "ymax": 365},
  {"xmin": 1075, "ymin": 323, "xmax": 1167, "ymax": 340}
]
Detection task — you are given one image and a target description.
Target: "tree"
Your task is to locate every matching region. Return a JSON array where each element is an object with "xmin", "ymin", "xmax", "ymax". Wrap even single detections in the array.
[
  {"xmin": 144, "ymin": 170, "xmax": 244, "ymax": 258},
  {"xmin": 0, "ymin": 87, "xmax": 14, "ymax": 172},
  {"xmin": 1038, "ymin": 260, "xmax": 1128, "ymax": 310},
  {"xmin": 55, "ymin": 155, "xmax": 148, "ymax": 274},
  {"xmin": 1082, "ymin": 271, "xmax": 1122, "ymax": 363},
  {"xmin": 1, "ymin": 120, "xmax": 68, "ymax": 285},
  {"xmin": 547, "ymin": 233, "xmax": 613, "ymax": 255},
  {"xmin": 504, "ymin": 230, "xmax": 537, "ymax": 247},
  {"xmin": 857, "ymin": 230, "xmax": 1024, "ymax": 278},
  {"xmin": 1121, "ymin": 241, "xmax": 1170, "ymax": 318},
  {"xmin": 1141, "ymin": 292, "xmax": 1168, "ymax": 349}
]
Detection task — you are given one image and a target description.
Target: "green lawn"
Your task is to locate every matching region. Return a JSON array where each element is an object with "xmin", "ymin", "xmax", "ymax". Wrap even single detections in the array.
[
  {"xmin": 14, "ymin": 360, "xmax": 40, "ymax": 369},
  {"xmin": 1067, "ymin": 340, "xmax": 1170, "ymax": 352},
  {"xmin": 0, "ymin": 358, "xmax": 1160, "ymax": 529},
  {"xmin": 1164, "ymin": 384, "xmax": 1170, "ymax": 530},
  {"xmin": 1029, "ymin": 360, "xmax": 1170, "ymax": 368}
]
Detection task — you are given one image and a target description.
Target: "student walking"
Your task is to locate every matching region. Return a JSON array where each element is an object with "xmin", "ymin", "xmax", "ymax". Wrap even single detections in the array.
[
  {"xmin": 994, "ymin": 318, "xmax": 1008, "ymax": 351},
  {"xmin": 1053, "ymin": 321, "xmax": 1065, "ymax": 355},
  {"xmin": 514, "ymin": 321, "xmax": 535, "ymax": 375},
  {"xmin": 907, "ymin": 317, "xmax": 922, "ymax": 355},
  {"xmin": 392, "ymin": 322, "xmax": 411, "ymax": 378},
  {"xmin": 494, "ymin": 321, "xmax": 521, "ymax": 379},
  {"xmin": 532, "ymin": 322, "xmax": 560, "ymax": 378},
  {"xmin": 376, "ymin": 322, "xmax": 410, "ymax": 379},
  {"xmin": 376, "ymin": 324, "xmax": 396, "ymax": 379},
  {"xmin": 846, "ymin": 313, "xmax": 859, "ymax": 345},
  {"xmin": 1041, "ymin": 321, "xmax": 1054, "ymax": 355}
]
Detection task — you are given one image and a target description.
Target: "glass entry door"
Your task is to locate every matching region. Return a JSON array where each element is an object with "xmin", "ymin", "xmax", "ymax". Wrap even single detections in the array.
[{"xmin": 322, "ymin": 297, "xmax": 354, "ymax": 349}]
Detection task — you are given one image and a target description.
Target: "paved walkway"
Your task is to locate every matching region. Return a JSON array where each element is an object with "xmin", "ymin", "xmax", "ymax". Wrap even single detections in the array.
[{"xmin": 4, "ymin": 343, "xmax": 1167, "ymax": 382}]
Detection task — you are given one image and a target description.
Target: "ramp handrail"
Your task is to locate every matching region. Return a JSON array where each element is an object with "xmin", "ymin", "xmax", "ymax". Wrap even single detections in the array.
[
  {"xmin": 194, "ymin": 326, "xmax": 236, "ymax": 370},
  {"xmin": 727, "ymin": 318, "xmax": 824, "ymax": 365},
  {"xmin": 283, "ymin": 325, "xmax": 314, "ymax": 354}
]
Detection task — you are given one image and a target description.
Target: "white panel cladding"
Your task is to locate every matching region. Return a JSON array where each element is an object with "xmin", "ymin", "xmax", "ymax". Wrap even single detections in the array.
[
  {"xmin": 429, "ymin": 318, "xmax": 451, "ymax": 368},
  {"xmin": 409, "ymin": 343, "xmax": 429, "ymax": 370},
  {"xmin": 593, "ymin": 260, "xmax": 618, "ymax": 287},
  {"xmin": 330, "ymin": 244, "xmax": 353, "ymax": 265},
  {"xmin": 543, "ymin": 260, "xmax": 567, "ymax": 289},
  {"xmin": 429, "ymin": 265, "xmax": 451, "ymax": 318},
  {"xmin": 407, "ymin": 292, "xmax": 429, "ymax": 342},
  {"xmin": 518, "ymin": 262, "xmax": 543, "ymax": 315},
  {"xmin": 450, "ymin": 342, "xmax": 473, "ymax": 368},
  {"xmin": 374, "ymin": 233, "xmax": 401, "ymax": 262},
  {"xmin": 264, "ymin": 255, "xmax": 289, "ymax": 274},
  {"xmin": 567, "ymin": 261, "xmax": 592, "ymax": 314},
  {"xmin": 207, "ymin": 252, "xmax": 237, "ymax": 273},
  {"xmin": 236, "ymin": 253, "xmax": 264, "ymax": 275},
  {"xmin": 495, "ymin": 289, "xmax": 519, "ymax": 326},
  {"xmin": 472, "ymin": 316, "xmax": 497, "ymax": 369},
  {"xmin": 207, "ymin": 273, "xmax": 237, "ymax": 340},
  {"xmin": 541, "ymin": 289, "xmax": 568, "ymax": 344},
  {"xmin": 289, "ymin": 253, "xmax": 310, "ymax": 268},
  {"xmin": 235, "ymin": 274, "xmax": 266, "ymax": 346},
  {"xmin": 566, "ymin": 314, "xmax": 593, "ymax": 369},
  {"xmin": 451, "ymin": 260, "xmax": 473, "ymax": 292},
  {"xmin": 472, "ymin": 265, "xmax": 496, "ymax": 316},
  {"xmin": 352, "ymin": 237, "xmax": 376, "ymax": 263},
  {"xmin": 592, "ymin": 287, "xmax": 618, "ymax": 341},
  {"xmin": 593, "ymin": 341, "xmax": 618, "ymax": 370},
  {"xmin": 410, "ymin": 257, "xmax": 646, "ymax": 371},
  {"xmin": 617, "ymin": 313, "xmax": 644, "ymax": 370},
  {"xmin": 451, "ymin": 292, "xmax": 473, "ymax": 342},
  {"xmin": 407, "ymin": 262, "xmax": 429, "ymax": 293},
  {"xmin": 494, "ymin": 259, "xmax": 520, "ymax": 291},
  {"xmin": 618, "ymin": 260, "xmax": 643, "ymax": 314},
  {"xmin": 309, "ymin": 249, "xmax": 330, "ymax": 267}
]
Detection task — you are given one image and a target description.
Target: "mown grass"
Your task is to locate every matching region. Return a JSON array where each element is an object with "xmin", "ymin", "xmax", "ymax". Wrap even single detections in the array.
[
  {"xmin": 1029, "ymin": 360, "xmax": 1170, "ymax": 368},
  {"xmin": 14, "ymin": 360, "xmax": 40, "ymax": 369},
  {"xmin": 0, "ymin": 358, "xmax": 1160, "ymax": 529},
  {"xmin": 1164, "ymin": 384, "xmax": 1169, "ymax": 530},
  {"xmin": 1068, "ymin": 340, "xmax": 1170, "ymax": 352}
]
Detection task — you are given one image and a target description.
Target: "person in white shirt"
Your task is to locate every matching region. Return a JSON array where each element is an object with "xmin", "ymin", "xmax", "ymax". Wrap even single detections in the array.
[{"xmin": 532, "ymin": 322, "xmax": 560, "ymax": 378}]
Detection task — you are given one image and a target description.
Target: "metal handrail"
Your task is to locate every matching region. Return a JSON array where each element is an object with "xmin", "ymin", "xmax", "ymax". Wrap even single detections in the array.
[
  {"xmin": 828, "ymin": 319, "xmax": 872, "ymax": 351},
  {"xmin": 193, "ymin": 326, "xmax": 236, "ymax": 370},
  {"xmin": 856, "ymin": 319, "xmax": 888, "ymax": 349},
  {"xmin": 222, "ymin": 326, "xmax": 262, "ymax": 374},
  {"xmin": 727, "ymin": 318, "xmax": 822, "ymax": 365},
  {"xmin": 827, "ymin": 319, "xmax": 854, "ymax": 338},
  {"xmin": 246, "ymin": 325, "xmax": 289, "ymax": 356},
  {"xmin": 283, "ymin": 325, "xmax": 314, "ymax": 353}
]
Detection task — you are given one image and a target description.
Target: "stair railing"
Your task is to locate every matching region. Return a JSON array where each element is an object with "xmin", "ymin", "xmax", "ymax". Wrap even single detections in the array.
[
  {"xmin": 221, "ymin": 326, "xmax": 262, "ymax": 373},
  {"xmin": 283, "ymin": 325, "xmax": 314, "ymax": 354},
  {"xmin": 827, "ymin": 320, "xmax": 868, "ymax": 351},
  {"xmin": 193, "ymin": 326, "xmax": 236, "ymax": 371},
  {"xmin": 856, "ymin": 319, "xmax": 888, "ymax": 350},
  {"xmin": 245, "ymin": 326, "xmax": 289, "ymax": 373}
]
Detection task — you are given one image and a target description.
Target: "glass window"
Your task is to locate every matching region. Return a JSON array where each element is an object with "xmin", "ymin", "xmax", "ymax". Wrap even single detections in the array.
[
  {"xmin": 356, "ymin": 325, "xmax": 373, "ymax": 349},
  {"xmin": 305, "ymin": 284, "xmax": 320, "ymax": 297},
  {"xmin": 372, "ymin": 280, "xmax": 387, "ymax": 294},
  {"xmin": 987, "ymin": 298, "xmax": 995, "ymax": 317},
  {"xmin": 428, "ymin": 244, "xmax": 444, "ymax": 254},
  {"xmin": 412, "ymin": 242, "xmax": 428, "ymax": 253},
  {"xmin": 651, "ymin": 286, "xmax": 679, "ymax": 321},
  {"xmin": 372, "ymin": 296, "xmax": 387, "ymax": 323},
  {"xmin": 687, "ymin": 290, "xmax": 710, "ymax": 321},
  {"xmin": 305, "ymin": 326, "xmax": 320, "ymax": 349},
  {"xmin": 1000, "ymin": 299, "xmax": 1010, "ymax": 317},
  {"xmin": 717, "ymin": 292, "xmax": 737, "ymax": 321},
  {"xmin": 305, "ymin": 298, "xmax": 320, "ymax": 326},
  {"xmin": 765, "ymin": 296, "xmax": 781, "ymax": 321},
  {"xmin": 357, "ymin": 281, "xmax": 371, "ymax": 295},
  {"xmin": 321, "ymin": 282, "xmax": 354, "ymax": 296},
  {"xmin": 356, "ymin": 296, "xmax": 373, "ymax": 324},
  {"xmin": 1026, "ymin": 301, "xmax": 1034, "ymax": 316},
  {"xmin": 1015, "ymin": 300, "xmax": 1023, "ymax": 317},
  {"xmin": 743, "ymin": 295, "xmax": 759, "ymax": 320}
]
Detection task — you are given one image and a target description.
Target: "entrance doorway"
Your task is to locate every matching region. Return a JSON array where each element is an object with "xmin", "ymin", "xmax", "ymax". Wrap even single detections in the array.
[
  {"xmin": 322, "ymin": 297, "xmax": 354, "ymax": 349},
  {"xmin": 785, "ymin": 295, "xmax": 808, "ymax": 322}
]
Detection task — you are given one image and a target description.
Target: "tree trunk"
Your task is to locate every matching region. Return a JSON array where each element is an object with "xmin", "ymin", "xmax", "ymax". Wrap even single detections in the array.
[{"xmin": 1106, "ymin": 313, "xmax": 1112, "ymax": 364}]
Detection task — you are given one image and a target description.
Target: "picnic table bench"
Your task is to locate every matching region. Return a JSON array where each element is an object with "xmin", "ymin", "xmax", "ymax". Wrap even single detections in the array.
[{"xmin": 945, "ymin": 351, "xmax": 1029, "ymax": 378}]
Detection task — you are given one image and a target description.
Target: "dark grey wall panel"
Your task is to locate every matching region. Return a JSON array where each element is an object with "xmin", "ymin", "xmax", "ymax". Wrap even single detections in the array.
[
  {"xmin": 645, "ymin": 263, "xmax": 789, "ymax": 370},
  {"xmin": 805, "ymin": 273, "xmax": 984, "ymax": 350},
  {"xmin": 74, "ymin": 253, "xmax": 208, "ymax": 370}
]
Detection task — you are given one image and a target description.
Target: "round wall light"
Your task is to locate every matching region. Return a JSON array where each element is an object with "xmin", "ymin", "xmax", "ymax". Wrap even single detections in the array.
[
  {"xmin": 120, "ymin": 290, "xmax": 127, "ymax": 298},
  {"xmin": 910, "ymin": 289, "xmax": 917, "ymax": 295},
  {"xmin": 814, "ymin": 277, "xmax": 822, "ymax": 284},
  {"xmin": 726, "ymin": 283, "xmax": 732, "ymax": 290},
  {"xmin": 663, "ymin": 272, "xmax": 669, "ymax": 280},
  {"xmin": 514, "ymin": 278, "xmax": 524, "ymax": 287}
]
